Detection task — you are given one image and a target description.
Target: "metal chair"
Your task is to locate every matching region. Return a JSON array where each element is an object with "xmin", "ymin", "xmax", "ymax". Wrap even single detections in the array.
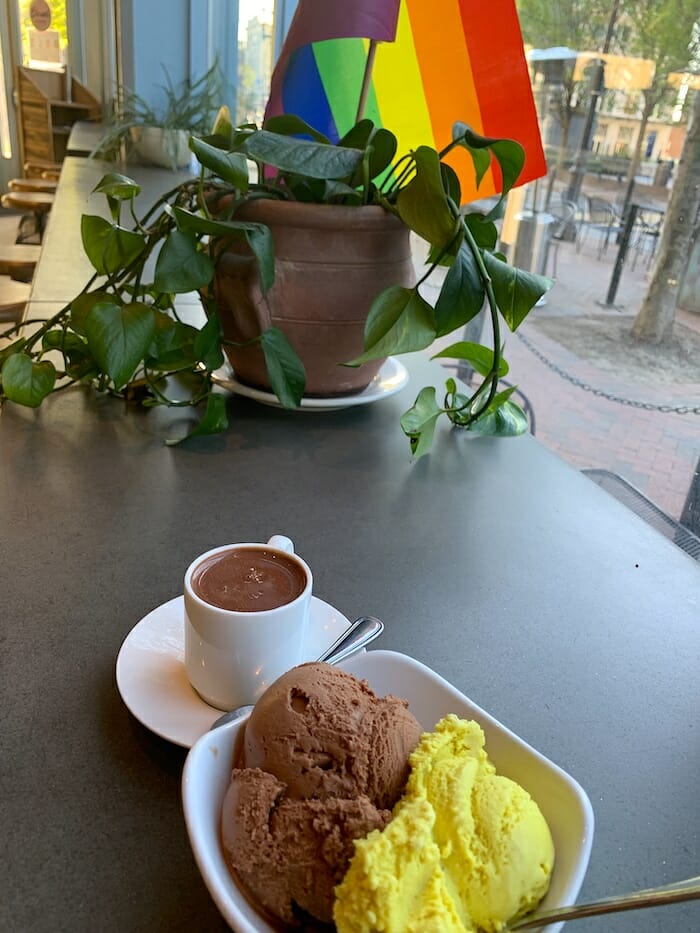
[
  {"xmin": 630, "ymin": 207, "xmax": 664, "ymax": 271},
  {"xmin": 583, "ymin": 469, "xmax": 700, "ymax": 561},
  {"xmin": 576, "ymin": 195, "xmax": 622, "ymax": 259},
  {"xmin": 545, "ymin": 199, "xmax": 578, "ymax": 278}
]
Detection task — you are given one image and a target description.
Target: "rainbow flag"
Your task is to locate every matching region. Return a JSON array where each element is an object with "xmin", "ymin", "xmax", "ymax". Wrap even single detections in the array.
[{"xmin": 264, "ymin": 0, "xmax": 545, "ymax": 203}]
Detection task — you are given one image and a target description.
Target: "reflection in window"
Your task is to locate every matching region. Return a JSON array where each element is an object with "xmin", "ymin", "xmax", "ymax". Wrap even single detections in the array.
[
  {"xmin": 237, "ymin": 1, "xmax": 274, "ymax": 125},
  {"xmin": 18, "ymin": 0, "xmax": 69, "ymax": 69}
]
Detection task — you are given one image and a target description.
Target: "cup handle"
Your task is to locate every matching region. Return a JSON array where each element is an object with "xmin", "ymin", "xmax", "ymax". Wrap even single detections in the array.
[{"xmin": 267, "ymin": 535, "xmax": 294, "ymax": 554}]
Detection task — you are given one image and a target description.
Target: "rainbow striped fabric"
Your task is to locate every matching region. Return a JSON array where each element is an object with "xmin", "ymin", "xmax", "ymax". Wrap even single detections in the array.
[{"xmin": 264, "ymin": 0, "xmax": 546, "ymax": 203}]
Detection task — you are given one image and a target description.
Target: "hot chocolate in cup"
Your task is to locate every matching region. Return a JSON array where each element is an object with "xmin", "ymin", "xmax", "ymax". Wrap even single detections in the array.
[{"xmin": 184, "ymin": 535, "xmax": 312, "ymax": 711}]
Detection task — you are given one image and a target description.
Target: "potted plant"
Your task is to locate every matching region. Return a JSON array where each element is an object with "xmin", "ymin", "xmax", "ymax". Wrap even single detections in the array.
[
  {"xmin": 0, "ymin": 109, "xmax": 551, "ymax": 455},
  {"xmin": 91, "ymin": 62, "xmax": 223, "ymax": 170}
]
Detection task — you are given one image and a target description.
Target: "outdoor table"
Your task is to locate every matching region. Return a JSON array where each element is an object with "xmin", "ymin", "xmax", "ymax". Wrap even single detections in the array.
[{"xmin": 1, "ymin": 161, "xmax": 699, "ymax": 933}]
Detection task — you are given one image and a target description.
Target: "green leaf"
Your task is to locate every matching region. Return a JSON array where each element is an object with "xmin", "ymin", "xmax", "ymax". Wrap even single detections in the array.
[
  {"xmin": 259, "ymin": 327, "xmax": 305, "ymax": 408},
  {"xmin": 432, "ymin": 341, "xmax": 509, "ymax": 378},
  {"xmin": 41, "ymin": 330, "xmax": 94, "ymax": 376},
  {"xmin": 324, "ymin": 180, "xmax": 364, "ymax": 203},
  {"xmin": 452, "ymin": 124, "xmax": 525, "ymax": 199},
  {"xmin": 434, "ymin": 243, "xmax": 485, "ymax": 336},
  {"xmin": 154, "ymin": 230, "xmax": 215, "ymax": 293},
  {"xmin": 92, "ymin": 172, "xmax": 141, "ymax": 200},
  {"xmin": 350, "ymin": 286, "xmax": 436, "ymax": 365},
  {"xmin": 242, "ymin": 225, "xmax": 275, "ymax": 295},
  {"xmin": 338, "ymin": 119, "xmax": 375, "ymax": 150},
  {"xmin": 263, "ymin": 114, "xmax": 330, "ymax": 143},
  {"xmin": 440, "ymin": 162, "xmax": 461, "ymax": 207},
  {"xmin": 147, "ymin": 313, "xmax": 199, "ymax": 370},
  {"xmin": 1, "ymin": 353, "xmax": 56, "ymax": 407},
  {"xmin": 244, "ymin": 131, "xmax": 364, "ymax": 180},
  {"xmin": 70, "ymin": 290, "xmax": 113, "ymax": 335},
  {"xmin": 366, "ymin": 128, "xmax": 398, "ymax": 180},
  {"xmin": 194, "ymin": 313, "xmax": 225, "ymax": 370},
  {"xmin": 396, "ymin": 147, "xmax": 459, "ymax": 248},
  {"xmin": 467, "ymin": 399, "xmax": 528, "ymax": 436},
  {"xmin": 482, "ymin": 253, "xmax": 552, "ymax": 330},
  {"xmin": 341, "ymin": 122, "xmax": 397, "ymax": 184},
  {"xmin": 189, "ymin": 136, "xmax": 249, "ymax": 190},
  {"xmin": 464, "ymin": 213, "xmax": 498, "ymax": 250},
  {"xmin": 84, "ymin": 301, "xmax": 156, "ymax": 389},
  {"xmin": 210, "ymin": 105, "xmax": 234, "ymax": 148},
  {"xmin": 170, "ymin": 207, "xmax": 275, "ymax": 295},
  {"xmin": 400, "ymin": 386, "xmax": 443, "ymax": 457},
  {"xmin": 166, "ymin": 390, "xmax": 229, "ymax": 445},
  {"xmin": 42, "ymin": 330, "xmax": 86, "ymax": 354},
  {"xmin": 0, "ymin": 338, "xmax": 27, "ymax": 367},
  {"xmin": 81, "ymin": 215, "xmax": 146, "ymax": 275}
]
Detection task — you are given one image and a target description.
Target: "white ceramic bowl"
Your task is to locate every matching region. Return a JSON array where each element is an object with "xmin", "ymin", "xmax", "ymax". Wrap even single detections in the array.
[{"xmin": 182, "ymin": 649, "xmax": 594, "ymax": 932}]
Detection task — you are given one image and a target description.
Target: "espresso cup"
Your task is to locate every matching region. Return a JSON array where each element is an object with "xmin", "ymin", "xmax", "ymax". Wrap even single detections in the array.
[{"xmin": 184, "ymin": 535, "xmax": 312, "ymax": 710}]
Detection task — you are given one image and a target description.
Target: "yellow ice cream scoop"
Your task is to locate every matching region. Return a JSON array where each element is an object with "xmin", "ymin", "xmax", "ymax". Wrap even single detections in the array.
[{"xmin": 334, "ymin": 715, "xmax": 555, "ymax": 933}]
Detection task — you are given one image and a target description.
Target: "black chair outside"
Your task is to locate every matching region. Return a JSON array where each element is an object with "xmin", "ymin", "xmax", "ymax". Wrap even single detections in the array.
[
  {"xmin": 576, "ymin": 195, "xmax": 623, "ymax": 259},
  {"xmin": 631, "ymin": 206, "xmax": 664, "ymax": 271}
]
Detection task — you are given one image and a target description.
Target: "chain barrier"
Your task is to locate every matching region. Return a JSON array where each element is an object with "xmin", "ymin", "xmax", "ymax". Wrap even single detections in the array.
[{"xmin": 516, "ymin": 330, "xmax": 700, "ymax": 415}]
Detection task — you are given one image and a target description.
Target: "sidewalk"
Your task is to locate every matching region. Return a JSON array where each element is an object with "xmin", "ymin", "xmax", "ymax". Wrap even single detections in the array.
[{"xmin": 504, "ymin": 226, "xmax": 700, "ymax": 524}]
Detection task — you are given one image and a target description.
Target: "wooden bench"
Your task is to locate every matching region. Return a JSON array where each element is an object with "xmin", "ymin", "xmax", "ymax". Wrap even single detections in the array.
[
  {"xmin": 8, "ymin": 177, "xmax": 59, "ymax": 194},
  {"xmin": 0, "ymin": 277, "xmax": 30, "ymax": 323},
  {"xmin": 0, "ymin": 244, "xmax": 41, "ymax": 282},
  {"xmin": 0, "ymin": 191, "xmax": 55, "ymax": 241},
  {"xmin": 23, "ymin": 159, "xmax": 61, "ymax": 180}
]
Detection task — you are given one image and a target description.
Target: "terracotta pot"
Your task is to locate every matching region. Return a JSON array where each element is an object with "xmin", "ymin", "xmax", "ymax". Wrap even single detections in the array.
[{"xmin": 212, "ymin": 200, "xmax": 415, "ymax": 397}]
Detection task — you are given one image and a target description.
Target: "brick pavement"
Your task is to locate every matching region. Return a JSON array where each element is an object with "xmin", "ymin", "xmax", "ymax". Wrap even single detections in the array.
[{"xmin": 505, "ymin": 231, "xmax": 700, "ymax": 523}]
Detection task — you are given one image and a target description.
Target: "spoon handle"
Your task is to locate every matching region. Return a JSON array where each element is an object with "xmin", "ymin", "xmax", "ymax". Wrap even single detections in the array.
[
  {"xmin": 510, "ymin": 875, "xmax": 700, "ymax": 929},
  {"xmin": 317, "ymin": 615, "xmax": 384, "ymax": 665}
]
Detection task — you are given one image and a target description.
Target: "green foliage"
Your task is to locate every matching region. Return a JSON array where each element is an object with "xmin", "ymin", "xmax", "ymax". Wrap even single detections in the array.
[
  {"xmin": 92, "ymin": 61, "xmax": 224, "ymax": 170},
  {"xmin": 0, "ymin": 114, "xmax": 552, "ymax": 451}
]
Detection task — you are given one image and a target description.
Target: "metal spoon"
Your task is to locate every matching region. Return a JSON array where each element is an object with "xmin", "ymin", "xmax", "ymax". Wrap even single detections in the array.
[
  {"xmin": 209, "ymin": 615, "xmax": 383, "ymax": 730},
  {"xmin": 509, "ymin": 874, "xmax": 700, "ymax": 929}
]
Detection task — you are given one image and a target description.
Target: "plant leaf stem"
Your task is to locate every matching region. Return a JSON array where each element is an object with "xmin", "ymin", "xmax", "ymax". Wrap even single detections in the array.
[{"xmin": 446, "ymin": 217, "xmax": 501, "ymax": 422}]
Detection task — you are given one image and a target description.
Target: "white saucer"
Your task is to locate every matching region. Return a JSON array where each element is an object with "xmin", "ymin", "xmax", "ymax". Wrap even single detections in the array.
[
  {"xmin": 212, "ymin": 356, "xmax": 409, "ymax": 411},
  {"xmin": 116, "ymin": 595, "xmax": 352, "ymax": 748}
]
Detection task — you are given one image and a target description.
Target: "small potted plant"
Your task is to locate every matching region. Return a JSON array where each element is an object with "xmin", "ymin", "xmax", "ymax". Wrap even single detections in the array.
[
  {"xmin": 91, "ymin": 62, "xmax": 223, "ymax": 170},
  {"xmin": 0, "ymin": 110, "xmax": 551, "ymax": 454}
]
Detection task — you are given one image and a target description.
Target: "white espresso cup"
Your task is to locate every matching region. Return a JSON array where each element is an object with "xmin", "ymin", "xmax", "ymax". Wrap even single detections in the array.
[{"xmin": 184, "ymin": 535, "xmax": 312, "ymax": 711}]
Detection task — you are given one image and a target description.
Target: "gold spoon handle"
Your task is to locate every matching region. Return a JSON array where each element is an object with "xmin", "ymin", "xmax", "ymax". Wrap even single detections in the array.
[{"xmin": 510, "ymin": 875, "xmax": 700, "ymax": 929}]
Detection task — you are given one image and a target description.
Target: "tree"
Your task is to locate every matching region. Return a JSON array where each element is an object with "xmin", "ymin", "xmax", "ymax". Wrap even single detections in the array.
[
  {"xmin": 517, "ymin": 0, "xmax": 610, "ymax": 178},
  {"xmin": 632, "ymin": 88, "xmax": 700, "ymax": 343},
  {"xmin": 617, "ymin": 1, "xmax": 700, "ymax": 214}
]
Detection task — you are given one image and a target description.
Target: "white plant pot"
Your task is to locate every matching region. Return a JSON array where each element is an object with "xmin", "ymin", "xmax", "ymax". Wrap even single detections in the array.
[{"xmin": 129, "ymin": 126, "xmax": 191, "ymax": 169}]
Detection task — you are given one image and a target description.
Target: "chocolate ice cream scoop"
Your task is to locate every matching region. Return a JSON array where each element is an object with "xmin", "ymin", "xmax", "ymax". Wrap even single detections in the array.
[
  {"xmin": 221, "ymin": 768, "xmax": 390, "ymax": 926},
  {"xmin": 221, "ymin": 662, "xmax": 422, "ymax": 927},
  {"xmin": 242, "ymin": 661, "xmax": 422, "ymax": 808}
]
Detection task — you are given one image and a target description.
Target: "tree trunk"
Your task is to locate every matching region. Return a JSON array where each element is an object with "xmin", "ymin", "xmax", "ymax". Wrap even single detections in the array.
[
  {"xmin": 632, "ymin": 90, "xmax": 700, "ymax": 343},
  {"xmin": 625, "ymin": 91, "xmax": 653, "ymax": 189}
]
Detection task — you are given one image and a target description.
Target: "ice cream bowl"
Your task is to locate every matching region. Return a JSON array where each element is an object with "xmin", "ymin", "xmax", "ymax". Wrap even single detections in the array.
[{"xmin": 182, "ymin": 649, "xmax": 594, "ymax": 932}]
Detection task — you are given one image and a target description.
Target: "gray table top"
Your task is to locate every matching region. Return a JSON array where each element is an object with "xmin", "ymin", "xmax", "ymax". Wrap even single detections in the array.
[
  {"xmin": 66, "ymin": 120, "xmax": 106, "ymax": 157},
  {"xmin": 1, "ymin": 348, "xmax": 698, "ymax": 932},
  {"xmin": 3, "ymin": 158, "xmax": 699, "ymax": 932}
]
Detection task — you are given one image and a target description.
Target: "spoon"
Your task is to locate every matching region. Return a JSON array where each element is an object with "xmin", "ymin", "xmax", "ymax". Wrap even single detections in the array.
[
  {"xmin": 209, "ymin": 615, "xmax": 384, "ymax": 730},
  {"xmin": 509, "ymin": 873, "xmax": 700, "ymax": 929}
]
